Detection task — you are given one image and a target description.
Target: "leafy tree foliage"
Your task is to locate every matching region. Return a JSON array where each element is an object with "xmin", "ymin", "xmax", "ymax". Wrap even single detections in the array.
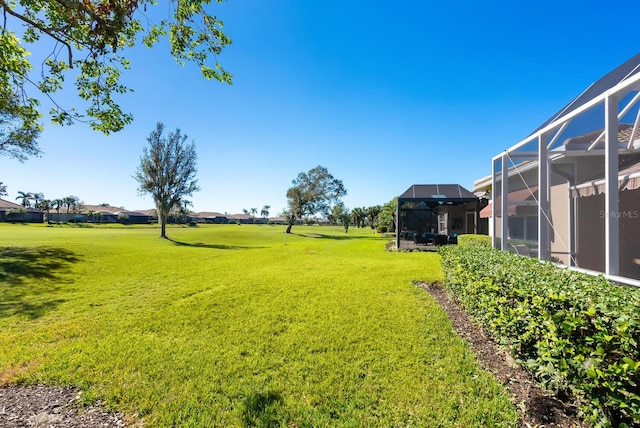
[
  {"xmin": 378, "ymin": 197, "xmax": 398, "ymax": 232},
  {"xmin": 0, "ymin": 0, "xmax": 232, "ymax": 161},
  {"xmin": 285, "ymin": 166, "xmax": 346, "ymax": 233},
  {"xmin": 0, "ymin": 109, "xmax": 42, "ymax": 161},
  {"xmin": 134, "ymin": 122, "xmax": 199, "ymax": 239},
  {"xmin": 331, "ymin": 203, "xmax": 350, "ymax": 233},
  {"xmin": 0, "ymin": 182, "xmax": 7, "ymax": 196}
]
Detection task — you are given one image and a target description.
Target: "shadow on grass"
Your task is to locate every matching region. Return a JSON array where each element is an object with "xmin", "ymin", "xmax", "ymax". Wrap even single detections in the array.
[
  {"xmin": 167, "ymin": 238, "xmax": 265, "ymax": 250},
  {"xmin": 0, "ymin": 246, "xmax": 81, "ymax": 319},
  {"xmin": 242, "ymin": 391, "xmax": 287, "ymax": 427},
  {"xmin": 291, "ymin": 232, "xmax": 371, "ymax": 240}
]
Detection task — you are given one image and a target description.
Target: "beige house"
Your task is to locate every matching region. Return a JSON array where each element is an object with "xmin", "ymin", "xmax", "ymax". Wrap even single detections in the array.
[
  {"xmin": 475, "ymin": 53, "xmax": 640, "ymax": 286},
  {"xmin": 0, "ymin": 198, "xmax": 44, "ymax": 223}
]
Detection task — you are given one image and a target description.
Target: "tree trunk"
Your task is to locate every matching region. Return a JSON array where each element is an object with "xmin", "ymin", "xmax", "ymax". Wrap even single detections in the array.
[
  {"xmin": 160, "ymin": 220, "xmax": 167, "ymax": 239},
  {"xmin": 158, "ymin": 206, "xmax": 168, "ymax": 239}
]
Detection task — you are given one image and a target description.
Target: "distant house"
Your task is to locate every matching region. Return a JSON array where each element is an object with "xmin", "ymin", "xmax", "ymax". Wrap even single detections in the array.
[
  {"xmin": 135, "ymin": 209, "xmax": 158, "ymax": 223},
  {"xmin": 122, "ymin": 209, "xmax": 152, "ymax": 224},
  {"xmin": 77, "ymin": 205, "xmax": 118, "ymax": 223},
  {"xmin": 268, "ymin": 216, "xmax": 287, "ymax": 225},
  {"xmin": 191, "ymin": 211, "xmax": 228, "ymax": 224},
  {"xmin": 227, "ymin": 214, "xmax": 255, "ymax": 224},
  {"xmin": 0, "ymin": 198, "xmax": 44, "ymax": 223},
  {"xmin": 48, "ymin": 204, "xmax": 151, "ymax": 224}
]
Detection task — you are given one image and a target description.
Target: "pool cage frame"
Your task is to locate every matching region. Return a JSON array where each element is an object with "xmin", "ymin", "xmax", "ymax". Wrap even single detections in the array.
[{"xmin": 491, "ymin": 54, "xmax": 640, "ymax": 287}]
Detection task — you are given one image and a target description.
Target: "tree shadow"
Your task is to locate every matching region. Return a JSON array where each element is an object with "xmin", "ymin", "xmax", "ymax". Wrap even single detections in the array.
[
  {"xmin": 292, "ymin": 232, "xmax": 370, "ymax": 240},
  {"xmin": 166, "ymin": 238, "xmax": 265, "ymax": 250},
  {"xmin": 242, "ymin": 391, "xmax": 287, "ymax": 427},
  {"xmin": 0, "ymin": 246, "xmax": 81, "ymax": 319}
]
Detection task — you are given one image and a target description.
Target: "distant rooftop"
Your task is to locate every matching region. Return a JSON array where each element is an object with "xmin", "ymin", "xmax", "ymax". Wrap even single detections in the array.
[{"xmin": 399, "ymin": 184, "xmax": 477, "ymax": 200}]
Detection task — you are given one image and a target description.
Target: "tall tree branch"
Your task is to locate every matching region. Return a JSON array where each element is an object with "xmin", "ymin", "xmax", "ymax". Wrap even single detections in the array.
[{"xmin": 0, "ymin": 0, "xmax": 73, "ymax": 66}]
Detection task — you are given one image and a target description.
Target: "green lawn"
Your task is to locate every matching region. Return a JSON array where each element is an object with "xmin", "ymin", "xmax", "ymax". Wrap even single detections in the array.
[{"xmin": 0, "ymin": 223, "xmax": 518, "ymax": 427}]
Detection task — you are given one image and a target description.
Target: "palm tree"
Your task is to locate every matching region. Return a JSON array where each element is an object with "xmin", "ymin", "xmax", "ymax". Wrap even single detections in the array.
[
  {"xmin": 37, "ymin": 199, "xmax": 52, "ymax": 223},
  {"xmin": 32, "ymin": 192, "xmax": 44, "ymax": 208},
  {"xmin": 260, "ymin": 205, "xmax": 270, "ymax": 218},
  {"xmin": 15, "ymin": 191, "xmax": 33, "ymax": 207},
  {"xmin": 366, "ymin": 205, "xmax": 382, "ymax": 229},
  {"xmin": 246, "ymin": 208, "xmax": 256, "ymax": 224},
  {"xmin": 52, "ymin": 199, "xmax": 63, "ymax": 223},
  {"xmin": 175, "ymin": 199, "xmax": 193, "ymax": 223},
  {"xmin": 379, "ymin": 198, "xmax": 398, "ymax": 232},
  {"xmin": 63, "ymin": 195, "xmax": 79, "ymax": 222},
  {"xmin": 351, "ymin": 207, "xmax": 365, "ymax": 228}
]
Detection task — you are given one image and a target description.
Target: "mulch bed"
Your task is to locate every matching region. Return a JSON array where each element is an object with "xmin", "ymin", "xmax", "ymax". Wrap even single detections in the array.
[
  {"xmin": 0, "ymin": 384, "xmax": 133, "ymax": 428},
  {"xmin": 415, "ymin": 281, "xmax": 586, "ymax": 427}
]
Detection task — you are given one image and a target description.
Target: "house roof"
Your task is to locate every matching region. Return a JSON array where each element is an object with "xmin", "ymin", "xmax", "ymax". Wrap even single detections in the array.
[
  {"xmin": 228, "ymin": 214, "xmax": 254, "ymax": 220},
  {"xmin": 133, "ymin": 209, "xmax": 157, "ymax": 216},
  {"xmin": 479, "ymin": 186, "xmax": 539, "ymax": 218},
  {"xmin": 0, "ymin": 198, "xmax": 23, "ymax": 209},
  {"xmin": 560, "ymin": 123, "xmax": 640, "ymax": 151},
  {"xmin": 192, "ymin": 211, "xmax": 227, "ymax": 218},
  {"xmin": 81, "ymin": 204, "xmax": 149, "ymax": 216},
  {"xmin": 532, "ymin": 53, "xmax": 640, "ymax": 135},
  {"xmin": 399, "ymin": 184, "xmax": 477, "ymax": 201},
  {"xmin": 0, "ymin": 198, "xmax": 42, "ymax": 212}
]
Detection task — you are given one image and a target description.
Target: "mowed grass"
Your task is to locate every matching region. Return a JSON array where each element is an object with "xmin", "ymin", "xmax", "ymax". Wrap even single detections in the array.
[{"xmin": 0, "ymin": 224, "xmax": 518, "ymax": 427}]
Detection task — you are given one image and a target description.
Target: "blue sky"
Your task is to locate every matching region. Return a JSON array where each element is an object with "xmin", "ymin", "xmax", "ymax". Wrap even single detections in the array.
[{"xmin": 2, "ymin": 0, "xmax": 639, "ymax": 215}]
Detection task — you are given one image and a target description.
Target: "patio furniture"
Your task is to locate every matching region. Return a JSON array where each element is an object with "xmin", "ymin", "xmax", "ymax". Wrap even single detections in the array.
[
  {"xmin": 433, "ymin": 234, "xmax": 448, "ymax": 246},
  {"xmin": 414, "ymin": 232, "xmax": 435, "ymax": 245}
]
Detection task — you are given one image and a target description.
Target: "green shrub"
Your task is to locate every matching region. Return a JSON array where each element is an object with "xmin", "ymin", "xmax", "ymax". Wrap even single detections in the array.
[
  {"xmin": 439, "ymin": 244, "xmax": 640, "ymax": 427},
  {"xmin": 456, "ymin": 234, "xmax": 491, "ymax": 248}
]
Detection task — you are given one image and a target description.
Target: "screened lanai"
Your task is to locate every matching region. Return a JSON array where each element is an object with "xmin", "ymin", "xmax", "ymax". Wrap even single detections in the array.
[
  {"xmin": 481, "ymin": 52, "xmax": 640, "ymax": 286},
  {"xmin": 395, "ymin": 184, "xmax": 480, "ymax": 249}
]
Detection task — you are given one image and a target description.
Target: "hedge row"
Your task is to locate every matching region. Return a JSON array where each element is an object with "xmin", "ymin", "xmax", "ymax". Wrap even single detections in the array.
[{"xmin": 439, "ymin": 241, "xmax": 640, "ymax": 427}]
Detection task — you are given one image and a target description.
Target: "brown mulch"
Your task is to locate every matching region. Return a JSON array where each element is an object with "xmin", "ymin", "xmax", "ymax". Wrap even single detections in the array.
[
  {"xmin": 0, "ymin": 385, "xmax": 136, "ymax": 428},
  {"xmin": 415, "ymin": 281, "xmax": 586, "ymax": 427}
]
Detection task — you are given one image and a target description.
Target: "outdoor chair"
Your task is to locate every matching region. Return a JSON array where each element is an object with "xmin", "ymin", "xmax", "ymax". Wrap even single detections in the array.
[
  {"xmin": 414, "ymin": 233, "xmax": 434, "ymax": 245},
  {"xmin": 433, "ymin": 234, "xmax": 448, "ymax": 246},
  {"xmin": 513, "ymin": 244, "xmax": 530, "ymax": 257}
]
